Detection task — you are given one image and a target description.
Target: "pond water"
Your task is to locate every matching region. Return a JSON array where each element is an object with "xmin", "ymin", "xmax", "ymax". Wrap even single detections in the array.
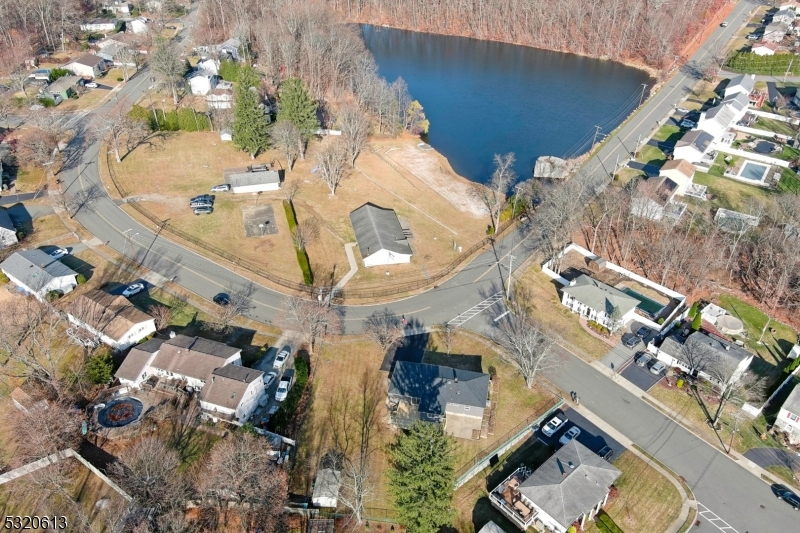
[{"xmin": 361, "ymin": 26, "xmax": 653, "ymax": 184}]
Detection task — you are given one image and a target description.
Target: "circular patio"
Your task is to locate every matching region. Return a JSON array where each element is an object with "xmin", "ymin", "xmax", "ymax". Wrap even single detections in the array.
[{"xmin": 717, "ymin": 315, "xmax": 744, "ymax": 335}]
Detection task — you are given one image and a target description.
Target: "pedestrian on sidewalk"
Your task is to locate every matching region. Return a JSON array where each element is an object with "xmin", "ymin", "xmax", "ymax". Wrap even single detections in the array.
[
  {"xmin": 576, "ymin": 395, "xmax": 580, "ymax": 405},
  {"xmin": 570, "ymin": 391, "xmax": 576, "ymax": 402}
]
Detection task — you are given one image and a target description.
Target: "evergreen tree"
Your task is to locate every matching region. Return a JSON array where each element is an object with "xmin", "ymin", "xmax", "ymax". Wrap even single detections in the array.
[
  {"xmin": 688, "ymin": 301, "xmax": 699, "ymax": 319},
  {"xmin": 276, "ymin": 78, "xmax": 319, "ymax": 159},
  {"xmin": 691, "ymin": 312, "xmax": 702, "ymax": 332},
  {"xmin": 85, "ymin": 350, "xmax": 114, "ymax": 384},
  {"xmin": 232, "ymin": 66, "xmax": 270, "ymax": 158},
  {"xmin": 388, "ymin": 422, "xmax": 455, "ymax": 533}
]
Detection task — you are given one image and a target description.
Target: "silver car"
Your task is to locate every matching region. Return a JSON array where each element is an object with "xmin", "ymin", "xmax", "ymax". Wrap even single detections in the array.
[
  {"xmin": 210, "ymin": 184, "xmax": 231, "ymax": 192},
  {"xmin": 650, "ymin": 361, "xmax": 667, "ymax": 375},
  {"xmin": 193, "ymin": 206, "xmax": 213, "ymax": 215}
]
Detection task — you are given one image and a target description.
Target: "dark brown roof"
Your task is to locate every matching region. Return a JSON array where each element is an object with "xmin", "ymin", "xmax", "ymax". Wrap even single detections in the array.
[
  {"xmin": 67, "ymin": 290, "xmax": 154, "ymax": 341},
  {"xmin": 151, "ymin": 335, "xmax": 241, "ymax": 381},
  {"xmin": 115, "ymin": 338, "xmax": 164, "ymax": 382},
  {"xmin": 638, "ymin": 177, "xmax": 678, "ymax": 206},
  {"xmin": 199, "ymin": 365, "xmax": 263, "ymax": 410},
  {"xmin": 70, "ymin": 53, "xmax": 105, "ymax": 68}
]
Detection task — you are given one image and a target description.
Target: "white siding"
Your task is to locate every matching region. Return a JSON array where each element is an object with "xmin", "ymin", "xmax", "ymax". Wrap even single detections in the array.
[
  {"xmin": 231, "ymin": 183, "xmax": 280, "ymax": 194},
  {"xmin": 362, "ymin": 248, "xmax": 412, "ymax": 267},
  {"xmin": 2, "ymin": 271, "xmax": 77, "ymax": 301}
]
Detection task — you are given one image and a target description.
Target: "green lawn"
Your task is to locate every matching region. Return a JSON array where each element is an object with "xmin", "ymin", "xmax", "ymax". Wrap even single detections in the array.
[
  {"xmin": 691, "ymin": 170, "xmax": 773, "ymax": 212},
  {"xmin": 636, "ymin": 144, "xmax": 667, "ymax": 167},
  {"xmin": 128, "ymin": 286, "xmax": 206, "ymax": 329},
  {"xmin": 753, "ymin": 117, "xmax": 798, "ymax": 137},
  {"xmin": 651, "ymin": 124, "xmax": 683, "ymax": 143},
  {"xmin": 777, "ymin": 168, "xmax": 800, "ymax": 193},
  {"xmin": 614, "ymin": 167, "xmax": 647, "ymax": 187}
]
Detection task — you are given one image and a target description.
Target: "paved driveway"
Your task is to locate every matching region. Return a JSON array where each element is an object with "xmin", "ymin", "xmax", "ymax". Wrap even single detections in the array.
[
  {"xmin": 536, "ymin": 408, "xmax": 624, "ymax": 461},
  {"xmin": 745, "ymin": 447, "xmax": 800, "ymax": 471},
  {"xmin": 620, "ymin": 360, "xmax": 664, "ymax": 392}
]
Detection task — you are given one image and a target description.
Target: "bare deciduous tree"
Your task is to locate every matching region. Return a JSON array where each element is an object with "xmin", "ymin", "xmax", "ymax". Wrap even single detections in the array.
[
  {"xmin": 94, "ymin": 99, "xmax": 147, "ymax": 163},
  {"xmin": 316, "ymin": 139, "xmax": 348, "ymax": 195},
  {"xmin": 208, "ymin": 290, "xmax": 253, "ymax": 333},
  {"xmin": 149, "ymin": 305, "xmax": 174, "ymax": 330},
  {"xmin": 338, "ymin": 103, "xmax": 370, "ymax": 167},
  {"xmin": 363, "ymin": 309, "xmax": 403, "ymax": 353},
  {"xmin": 283, "ymin": 180, "xmax": 302, "ymax": 203},
  {"xmin": 4, "ymin": 394, "xmax": 83, "ymax": 466},
  {"xmin": 150, "ymin": 41, "xmax": 185, "ymax": 105},
  {"xmin": 440, "ymin": 323, "xmax": 456, "ymax": 355},
  {"xmin": 272, "ymin": 120, "xmax": 302, "ymax": 171},
  {"xmin": 292, "ymin": 218, "xmax": 320, "ymax": 251},
  {"xmin": 279, "ymin": 295, "xmax": 342, "ymax": 354},
  {"xmin": 706, "ymin": 357, "xmax": 766, "ymax": 426},
  {"xmin": 475, "ymin": 153, "xmax": 515, "ymax": 231}
]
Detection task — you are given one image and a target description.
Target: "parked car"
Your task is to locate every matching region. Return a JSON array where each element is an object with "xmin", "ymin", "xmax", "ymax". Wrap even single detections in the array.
[
  {"xmin": 275, "ymin": 369, "xmax": 295, "ymax": 402},
  {"xmin": 193, "ymin": 206, "xmax": 213, "ymax": 215},
  {"xmin": 191, "ymin": 194, "xmax": 214, "ymax": 203},
  {"xmin": 623, "ymin": 334, "xmax": 642, "ymax": 349},
  {"xmin": 720, "ymin": 21, "xmax": 728, "ymax": 27},
  {"xmin": 210, "ymin": 184, "xmax": 231, "ymax": 192},
  {"xmin": 49, "ymin": 247, "xmax": 68, "ymax": 259},
  {"xmin": 212, "ymin": 293, "xmax": 230, "ymax": 306},
  {"xmin": 635, "ymin": 352, "xmax": 652, "ymax": 367},
  {"xmin": 263, "ymin": 371, "xmax": 278, "ymax": 389},
  {"xmin": 635, "ymin": 326, "xmax": 651, "ymax": 338},
  {"xmin": 189, "ymin": 199, "xmax": 213, "ymax": 208},
  {"xmin": 542, "ymin": 414, "xmax": 568, "ymax": 437},
  {"xmin": 747, "ymin": 34, "xmax": 759, "ymax": 40},
  {"xmin": 559, "ymin": 426, "xmax": 581, "ymax": 446},
  {"xmin": 776, "ymin": 487, "xmax": 800, "ymax": 510},
  {"xmin": 597, "ymin": 446, "xmax": 614, "ymax": 461},
  {"xmin": 650, "ymin": 361, "xmax": 667, "ymax": 375},
  {"xmin": 122, "ymin": 282, "xmax": 145, "ymax": 297},
  {"xmin": 273, "ymin": 345, "xmax": 291, "ymax": 369},
  {"xmin": 85, "ymin": 82, "xmax": 98, "ymax": 88},
  {"xmin": 680, "ymin": 120, "xmax": 697, "ymax": 128},
  {"xmin": 676, "ymin": 107, "xmax": 690, "ymax": 113}
]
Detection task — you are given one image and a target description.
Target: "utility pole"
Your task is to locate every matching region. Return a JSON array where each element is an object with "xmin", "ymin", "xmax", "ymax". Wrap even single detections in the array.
[
  {"xmin": 505, "ymin": 184, "xmax": 523, "ymax": 300},
  {"xmin": 784, "ymin": 55, "xmax": 795, "ymax": 84},
  {"xmin": 591, "ymin": 125, "xmax": 602, "ymax": 152},
  {"xmin": 639, "ymin": 83, "xmax": 648, "ymax": 107},
  {"xmin": 758, "ymin": 315, "xmax": 772, "ymax": 345}
]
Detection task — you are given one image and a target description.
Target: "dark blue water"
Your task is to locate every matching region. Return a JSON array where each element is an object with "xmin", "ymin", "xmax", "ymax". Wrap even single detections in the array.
[{"xmin": 361, "ymin": 26, "xmax": 653, "ymax": 184}]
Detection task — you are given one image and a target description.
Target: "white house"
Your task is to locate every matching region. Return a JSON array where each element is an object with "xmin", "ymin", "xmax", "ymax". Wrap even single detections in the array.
[
  {"xmin": 104, "ymin": 1, "xmax": 132, "ymax": 14},
  {"xmin": 65, "ymin": 290, "xmax": 156, "ymax": 350},
  {"xmin": 81, "ymin": 19, "xmax": 118, "ymax": 33},
  {"xmin": 698, "ymin": 104, "xmax": 738, "ymax": 138},
  {"xmin": 186, "ymin": 69, "xmax": 217, "ymax": 95},
  {"xmin": 655, "ymin": 330, "xmax": 754, "ymax": 384},
  {"xmin": 0, "ymin": 249, "xmax": 78, "ymax": 300},
  {"xmin": 0, "ymin": 208, "xmax": 18, "ymax": 248},
  {"xmin": 764, "ymin": 21, "xmax": 790, "ymax": 42},
  {"xmin": 775, "ymin": 8, "xmax": 797, "ymax": 24},
  {"xmin": 774, "ymin": 384, "xmax": 800, "ymax": 444},
  {"xmin": 199, "ymin": 364, "xmax": 265, "ymax": 423},
  {"xmin": 197, "ymin": 58, "xmax": 219, "ymax": 75},
  {"xmin": 489, "ymin": 440, "xmax": 621, "ymax": 532},
  {"xmin": 659, "ymin": 159, "xmax": 696, "ymax": 195},
  {"xmin": 350, "ymin": 203, "xmax": 413, "ymax": 267},
  {"xmin": 65, "ymin": 54, "xmax": 106, "ymax": 78},
  {"xmin": 114, "ymin": 338, "xmax": 164, "ymax": 388},
  {"xmin": 752, "ymin": 41, "xmax": 777, "ymax": 56},
  {"xmin": 723, "ymin": 74, "xmax": 755, "ymax": 99},
  {"xmin": 673, "ymin": 129, "xmax": 715, "ymax": 163},
  {"xmin": 224, "ymin": 165, "xmax": 283, "ymax": 193},
  {"xmin": 560, "ymin": 274, "xmax": 639, "ymax": 332},
  {"xmin": 207, "ymin": 85, "xmax": 233, "ymax": 109},
  {"xmin": 130, "ymin": 17, "xmax": 148, "ymax": 34},
  {"xmin": 631, "ymin": 177, "xmax": 686, "ymax": 221}
]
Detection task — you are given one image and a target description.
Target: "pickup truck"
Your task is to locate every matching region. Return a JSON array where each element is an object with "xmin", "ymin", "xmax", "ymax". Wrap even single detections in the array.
[{"xmin": 275, "ymin": 368, "xmax": 295, "ymax": 402}]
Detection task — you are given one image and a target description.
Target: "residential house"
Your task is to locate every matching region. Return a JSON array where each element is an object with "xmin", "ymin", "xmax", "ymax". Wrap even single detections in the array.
[
  {"xmin": 0, "ymin": 207, "xmax": 18, "ymax": 248},
  {"xmin": 104, "ymin": 1, "xmax": 132, "ymax": 14},
  {"xmin": 0, "ymin": 249, "xmax": 78, "ymax": 300},
  {"xmin": 66, "ymin": 54, "xmax": 107, "ymax": 78},
  {"xmin": 350, "ymin": 203, "xmax": 413, "ymax": 267},
  {"xmin": 477, "ymin": 522, "xmax": 507, "ymax": 533},
  {"xmin": 775, "ymin": 392, "xmax": 800, "ymax": 445},
  {"xmin": 631, "ymin": 177, "xmax": 686, "ymax": 221},
  {"xmin": 81, "ymin": 19, "xmax": 118, "ymax": 33},
  {"xmin": 752, "ymin": 41, "xmax": 778, "ymax": 55},
  {"xmin": 697, "ymin": 104, "xmax": 738, "ymax": 138},
  {"xmin": 198, "ymin": 364, "xmax": 265, "ymax": 423},
  {"xmin": 489, "ymin": 440, "xmax": 621, "ymax": 532},
  {"xmin": 659, "ymin": 159, "xmax": 696, "ymax": 195},
  {"xmin": 219, "ymin": 38, "xmax": 241, "ymax": 61},
  {"xmin": 44, "ymin": 75, "xmax": 79, "ymax": 101},
  {"xmin": 723, "ymin": 74, "xmax": 756, "ymax": 99},
  {"xmin": 115, "ymin": 337, "xmax": 164, "ymax": 388},
  {"xmin": 560, "ymin": 274, "xmax": 639, "ymax": 331},
  {"xmin": 206, "ymin": 83, "xmax": 233, "ymax": 109},
  {"xmin": 673, "ymin": 129, "xmax": 714, "ymax": 164},
  {"xmin": 186, "ymin": 69, "xmax": 217, "ymax": 96},
  {"xmin": 197, "ymin": 58, "xmax": 219, "ymax": 75},
  {"xmin": 311, "ymin": 469, "xmax": 342, "ymax": 508},
  {"xmin": 764, "ymin": 21, "xmax": 790, "ymax": 42},
  {"xmin": 130, "ymin": 17, "xmax": 148, "ymax": 34},
  {"xmin": 775, "ymin": 8, "xmax": 797, "ymax": 24},
  {"xmin": 65, "ymin": 290, "xmax": 156, "ymax": 350},
  {"xmin": 224, "ymin": 165, "xmax": 283, "ymax": 193},
  {"xmin": 387, "ymin": 361, "xmax": 490, "ymax": 439},
  {"xmin": 655, "ymin": 330, "xmax": 754, "ymax": 383},
  {"xmin": 149, "ymin": 335, "xmax": 242, "ymax": 388}
]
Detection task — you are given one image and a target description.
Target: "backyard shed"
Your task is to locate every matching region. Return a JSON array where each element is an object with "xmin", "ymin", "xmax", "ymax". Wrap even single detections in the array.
[{"xmin": 311, "ymin": 469, "xmax": 341, "ymax": 508}]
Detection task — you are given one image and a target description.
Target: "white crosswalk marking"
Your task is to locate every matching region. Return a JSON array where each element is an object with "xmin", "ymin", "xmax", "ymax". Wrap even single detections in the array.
[
  {"xmin": 448, "ymin": 292, "xmax": 505, "ymax": 327},
  {"xmin": 696, "ymin": 502, "xmax": 740, "ymax": 533}
]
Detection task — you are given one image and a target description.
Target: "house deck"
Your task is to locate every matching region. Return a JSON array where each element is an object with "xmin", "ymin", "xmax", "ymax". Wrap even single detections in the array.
[{"xmin": 489, "ymin": 467, "xmax": 538, "ymax": 530}]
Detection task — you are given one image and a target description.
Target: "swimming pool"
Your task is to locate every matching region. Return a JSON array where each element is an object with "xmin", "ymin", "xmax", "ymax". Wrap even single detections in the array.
[
  {"xmin": 620, "ymin": 287, "xmax": 665, "ymax": 318},
  {"xmin": 739, "ymin": 161, "xmax": 770, "ymax": 182}
]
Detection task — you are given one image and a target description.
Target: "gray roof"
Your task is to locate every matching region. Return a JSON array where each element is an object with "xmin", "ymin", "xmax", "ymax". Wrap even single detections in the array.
[
  {"xmin": 69, "ymin": 53, "xmax": 105, "ymax": 68},
  {"xmin": 765, "ymin": 21, "xmax": 790, "ymax": 34},
  {"xmin": 676, "ymin": 129, "xmax": 714, "ymax": 153},
  {"xmin": 477, "ymin": 522, "xmax": 507, "ymax": 533},
  {"xmin": 389, "ymin": 361, "xmax": 489, "ymax": 415},
  {"xmin": 782, "ymin": 384, "xmax": 800, "ymax": 416},
  {"xmin": 199, "ymin": 364, "xmax": 263, "ymax": 410},
  {"xmin": 775, "ymin": 8, "xmax": 797, "ymax": 20},
  {"xmin": 702, "ymin": 103, "xmax": 737, "ymax": 127},
  {"xmin": 224, "ymin": 166, "xmax": 282, "ymax": 188},
  {"xmin": 115, "ymin": 338, "xmax": 164, "ymax": 382},
  {"xmin": 0, "ymin": 208, "xmax": 14, "ymax": 232},
  {"xmin": 727, "ymin": 74, "xmax": 755, "ymax": 95},
  {"xmin": 519, "ymin": 440, "xmax": 620, "ymax": 530},
  {"xmin": 47, "ymin": 75, "xmax": 80, "ymax": 93},
  {"xmin": 311, "ymin": 469, "xmax": 342, "ymax": 505},
  {"xmin": 349, "ymin": 203, "xmax": 412, "ymax": 258},
  {"xmin": 561, "ymin": 274, "xmax": 639, "ymax": 317},
  {"xmin": 660, "ymin": 330, "xmax": 753, "ymax": 366},
  {"xmin": 0, "ymin": 249, "xmax": 78, "ymax": 291},
  {"xmin": 152, "ymin": 335, "xmax": 241, "ymax": 381},
  {"xmin": 722, "ymin": 92, "xmax": 750, "ymax": 113},
  {"xmin": 212, "ymin": 364, "xmax": 262, "ymax": 383}
]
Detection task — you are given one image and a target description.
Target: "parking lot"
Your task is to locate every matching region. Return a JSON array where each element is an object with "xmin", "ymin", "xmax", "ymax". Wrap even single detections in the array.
[{"xmin": 536, "ymin": 408, "xmax": 625, "ymax": 462}]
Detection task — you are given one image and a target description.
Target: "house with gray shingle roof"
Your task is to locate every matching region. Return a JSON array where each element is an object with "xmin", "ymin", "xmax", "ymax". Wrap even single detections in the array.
[
  {"xmin": 724, "ymin": 74, "xmax": 756, "ymax": 99},
  {"xmin": 673, "ymin": 129, "xmax": 715, "ymax": 164},
  {"xmin": 65, "ymin": 290, "xmax": 156, "ymax": 350},
  {"xmin": 775, "ymin": 384, "xmax": 800, "ymax": 444},
  {"xmin": 655, "ymin": 330, "xmax": 754, "ymax": 384},
  {"xmin": 199, "ymin": 363, "xmax": 265, "ymax": 423},
  {"xmin": 489, "ymin": 440, "xmax": 621, "ymax": 532},
  {"xmin": 388, "ymin": 361, "xmax": 489, "ymax": 439},
  {"xmin": 350, "ymin": 203, "xmax": 412, "ymax": 267},
  {"xmin": 560, "ymin": 274, "xmax": 639, "ymax": 332},
  {"xmin": 698, "ymin": 103, "xmax": 739, "ymax": 138},
  {"xmin": 223, "ymin": 165, "xmax": 282, "ymax": 193},
  {"xmin": 0, "ymin": 249, "xmax": 78, "ymax": 300},
  {"xmin": 0, "ymin": 208, "xmax": 18, "ymax": 248}
]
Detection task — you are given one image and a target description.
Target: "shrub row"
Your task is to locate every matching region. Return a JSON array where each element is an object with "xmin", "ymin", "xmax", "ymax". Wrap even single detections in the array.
[
  {"xmin": 587, "ymin": 320, "xmax": 610, "ymax": 336},
  {"xmin": 267, "ymin": 356, "xmax": 309, "ymax": 434},
  {"xmin": 128, "ymin": 105, "xmax": 211, "ymax": 132},
  {"xmin": 282, "ymin": 200, "xmax": 314, "ymax": 285},
  {"xmin": 727, "ymin": 52, "xmax": 800, "ymax": 75}
]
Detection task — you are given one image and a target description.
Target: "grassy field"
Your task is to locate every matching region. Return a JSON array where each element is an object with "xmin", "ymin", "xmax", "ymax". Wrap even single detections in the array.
[
  {"xmin": 584, "ymin": 451, "xmax": 682, "ymax": 533},
  {"xmin": 753, "ymin": 117, "xmax": 798, "ymax": 137},
  {"xmin": 651, "ymin": 124, "xmax": 683, "ymax": 143},
  {"xmin": 109, "ymin": 132, "xmax": 487, "ymax": 289},
  {"xmin": 690, "ymin": 170, "xmax": 774, "ymax": 212},
  {"xmin": 636, "ymin": 144, "xmax": 667, "ymax": 168},
  {"xmin": 517, "ymin": 265, "xmax": 613, "ymax": 361},
  {"xmin": 614, "ymin": 167, "xmax": 647, "ymax": 187}
]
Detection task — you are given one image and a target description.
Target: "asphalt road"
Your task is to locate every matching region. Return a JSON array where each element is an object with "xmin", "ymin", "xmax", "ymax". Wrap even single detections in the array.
[{"xmin": 56, "ymin": 0, "xmax": 800, "ymax": 530}]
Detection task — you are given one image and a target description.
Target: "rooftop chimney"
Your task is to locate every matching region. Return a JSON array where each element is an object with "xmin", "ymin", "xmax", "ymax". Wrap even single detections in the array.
[
  {"xmin": 454, "ymin": 377, "xmax": 458, "ymax": 383},
  {"xmin": 568, "ymin": 461, "xmax": 575, "ymax": 470}
]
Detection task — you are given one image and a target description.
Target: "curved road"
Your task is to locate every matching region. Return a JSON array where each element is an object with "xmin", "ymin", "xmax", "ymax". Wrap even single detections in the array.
[{"xmin": 57, "ymin": 1, "xmax": 798, "ymax": 531}]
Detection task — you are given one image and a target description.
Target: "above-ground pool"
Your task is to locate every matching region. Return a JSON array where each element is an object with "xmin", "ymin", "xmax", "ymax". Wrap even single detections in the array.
[
  {"xmin": 739, "ymin": 161, "xmax": 770, "ymax": 182},
  {"xmin": 97, "ymin": 397, "xmax": 144, "ymax": 428},
  {"xmin": 620, "ymin": 287, "xmax": 665, "ymax": 318}
]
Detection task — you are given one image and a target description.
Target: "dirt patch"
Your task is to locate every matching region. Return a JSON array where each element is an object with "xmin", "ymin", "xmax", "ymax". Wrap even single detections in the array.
[{"xmin": 241, "ymin": 204, "xmax": 277, "ymax": 238}]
